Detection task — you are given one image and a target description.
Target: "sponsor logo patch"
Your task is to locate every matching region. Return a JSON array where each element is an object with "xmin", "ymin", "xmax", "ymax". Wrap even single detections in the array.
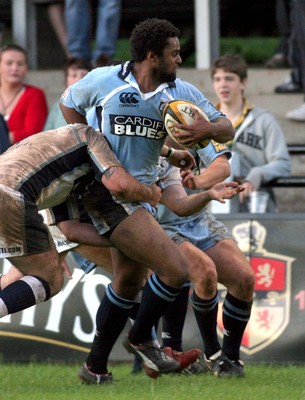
[
  {"xmin": 0, "ymin": 246, "xmax": 23, "ymax": 257},
  {"xmin": 109, "ymin": 115, "xmax": 166, "ymax": 140}
]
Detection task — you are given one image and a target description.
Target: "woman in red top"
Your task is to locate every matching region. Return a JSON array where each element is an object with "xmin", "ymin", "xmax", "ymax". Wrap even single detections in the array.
[{"xmin": 0, "ymin": 44, "xmax": 48, "ymax": 144}]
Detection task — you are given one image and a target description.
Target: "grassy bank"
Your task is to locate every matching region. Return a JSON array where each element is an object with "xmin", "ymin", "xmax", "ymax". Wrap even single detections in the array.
[{"xmin": 115, "ymin": 37, "xmax": 279, "ymax": 67}]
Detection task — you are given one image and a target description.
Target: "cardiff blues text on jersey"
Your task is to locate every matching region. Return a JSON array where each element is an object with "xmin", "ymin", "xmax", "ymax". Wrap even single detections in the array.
[{"xmin": 109, "ymin": 114, "xmax": 166, "ymax": 140}]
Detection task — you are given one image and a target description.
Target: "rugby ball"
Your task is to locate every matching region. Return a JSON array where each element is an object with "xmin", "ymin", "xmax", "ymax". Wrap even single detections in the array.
[{"xmin": 162, "ymin": 100, "xmax": 210, "ymax": 150}]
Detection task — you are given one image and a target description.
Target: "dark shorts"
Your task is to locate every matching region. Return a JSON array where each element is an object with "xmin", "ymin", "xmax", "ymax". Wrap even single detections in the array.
[
  {"xmin": 47, "ymin": 180, "xmax": 143, "ymax": 238},
  {"xmin": 0, "ymin": 184, "xmax": 53, "ymax": 257}
]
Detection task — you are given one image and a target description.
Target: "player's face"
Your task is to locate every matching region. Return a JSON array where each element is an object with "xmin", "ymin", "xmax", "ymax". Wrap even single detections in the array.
[
  {"xmin": 157, "ymin": 37, "xmax": 182, "ymax": 82},
  {"xmin": 212, "ymin": 69, "xmax": 247, "ymax": 105},
  {"xmin": 0, "ymin": 50, "xmax": 28, "ymax": 85}
]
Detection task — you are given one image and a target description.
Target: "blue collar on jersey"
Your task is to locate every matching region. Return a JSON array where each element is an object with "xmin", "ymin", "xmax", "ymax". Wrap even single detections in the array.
[{"xmin": 119, "ymin": 60, "xmax": 176, "ymax": 88}]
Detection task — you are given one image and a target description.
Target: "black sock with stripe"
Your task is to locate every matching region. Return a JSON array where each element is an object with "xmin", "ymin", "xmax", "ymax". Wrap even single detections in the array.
[
  {"xmin": 129, "ymin": 273, "xmax": 181, "ymax": 345},
  {"xmin": 222, "ymin": 292, "xmax": 252, "ymax": 361},
  {"xmin": 191, "ymin": 290, "xmax": 221, "ymax": 358},
  {"xmin": 86, "ymin": 283, "xmax": 134, "ymax": 374},
  {"xmin": 162, "ymin": 282, "xmax": 190, "ymax": 351}
]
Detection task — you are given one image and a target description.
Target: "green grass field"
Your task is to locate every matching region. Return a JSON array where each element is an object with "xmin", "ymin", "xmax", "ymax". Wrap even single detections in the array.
[{"xmin": 1, "ymin": 362, "xmax": 305, "ymax": 400}]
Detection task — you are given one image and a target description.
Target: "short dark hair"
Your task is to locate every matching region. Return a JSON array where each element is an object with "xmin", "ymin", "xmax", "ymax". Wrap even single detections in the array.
[
  {"xmin": 129, "ymin": 18, "xmax": 180, "ymax": 62},
  {"xmin": 211, "ymin": 54, "xmax": 248, "ymax": 80},
  {"xmin": 0, "ymin": 44, "xmax": 28, "ymax": 63},
  {"xmin": 63, "ymin": 57, "xmax": 92, "ymax": 77}
]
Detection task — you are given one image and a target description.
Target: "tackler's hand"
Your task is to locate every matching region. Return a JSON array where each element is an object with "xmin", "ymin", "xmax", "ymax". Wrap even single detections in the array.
[
  {"xmin": 62, "ymin": 259, "xmax": 73, "ymax": 279},
  {"xmin": 168, "ymin": 148, "xmax": 196, "ymax": 171}
]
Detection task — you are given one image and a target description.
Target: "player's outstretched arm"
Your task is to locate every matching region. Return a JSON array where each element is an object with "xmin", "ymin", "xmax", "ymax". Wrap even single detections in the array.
[
  {"xmin": 181, "ymin": 154, "xmax": 230, "ymax": 190},
  {"xmin": 161, "ymin": 180, "xmax": 243, "ymax": 217}
]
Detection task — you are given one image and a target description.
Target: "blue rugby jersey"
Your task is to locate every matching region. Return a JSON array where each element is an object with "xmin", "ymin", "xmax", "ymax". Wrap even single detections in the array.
[{"xmin": 61, "ymin": 61, "xmax": 226, "ymax": 186}]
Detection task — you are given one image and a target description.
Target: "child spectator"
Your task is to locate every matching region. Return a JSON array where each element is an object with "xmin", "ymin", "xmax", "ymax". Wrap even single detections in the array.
[{"xmin": 44, "ymin": 57, "xmax": 91, "ymax": 130}]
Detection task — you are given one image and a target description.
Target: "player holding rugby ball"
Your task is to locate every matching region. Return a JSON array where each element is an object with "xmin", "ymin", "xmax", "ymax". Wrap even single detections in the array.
[{"xmin": 59, "ymin": 18, "xmax": 235, "ymax": 383}]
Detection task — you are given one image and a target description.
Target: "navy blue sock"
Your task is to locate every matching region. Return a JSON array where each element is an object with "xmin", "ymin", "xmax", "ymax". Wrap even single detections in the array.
[
  {"xmin": 222, "ymin": 292, "xmax": 252, "ymax": 361},
  {"xmin": 86, "ymin": 283, "xmax": 134, "ymax": 374},
  {"xmin": 129, "ymin": 301, "xmax": 140, "ymax": 321},
  {"xmin": 191, "ymin": 290, "xmax": 220, "ymax": 358},
  {"xmin": 129, "ymin": 274, "xmax": 181, "ymax": 345},
  {"xmin": 162, "ymin": 282, "xmax": 190, "ymax": 351},
  {"xmin": 0, "ymin": 276, "xmax": 50, "ymax": 316}
]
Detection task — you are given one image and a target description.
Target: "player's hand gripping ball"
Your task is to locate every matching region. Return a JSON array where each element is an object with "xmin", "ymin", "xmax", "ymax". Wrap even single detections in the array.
[{"xmin": 162, "ymin": 100, "xmax": 210, "ymax": 150}]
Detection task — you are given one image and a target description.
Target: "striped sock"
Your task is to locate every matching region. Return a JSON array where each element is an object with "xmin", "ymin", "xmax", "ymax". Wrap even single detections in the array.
[
  {"xmin": 86, "ymin": 283, "xmax": 134, "ymax": 374},
  {"xmin": 222, "ymin": 292, "xmax": 252, "ymax": 361},
  {"xmin": 129, "ymin": 273, "xmax": 181, "ymax": 345},
  {"xmin": 191, "ymin": 290, "xmax": 221, "ymax": 358},
  {"xmin": 0, "ymin": 276, "xmax": 50, "ymax": 317},
  {"xmin": 162, "ymin": 282, "xmax": 191, "ymax": 351}
]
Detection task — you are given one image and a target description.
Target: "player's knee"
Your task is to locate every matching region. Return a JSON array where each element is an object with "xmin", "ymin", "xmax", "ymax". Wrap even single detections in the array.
[
  {"xmin": 190, "ymin": 256, "xmax": 217, "ymax": 288},
  {"xmin": 118, "ymin": 280, "xmax": 144, "ymax": 300},
  {"xmin": 159, "ymin": 269, "xmax": 189, "ymax": 289},
  {"xmin": 45, "ymin": 264, "xmax": 64, "ymax": 297},
  {"xmin": 243, "ymin": 268, "xmax": 255, "ymax": 292},
  {"xmin": 162, "ymin": 254, "xmax": 191, "ymax": 287},
  {"xmin": 196, "ymin": 271, "xmax": 217, "ymax": 298},
  {"xmin": 174, "ymin": 268, "xmax": 190, "ymax": 287},
  {"xmin": 235, "ymin": 266, "xmax": 255, "ymax": 300},
  {"xmin": 112, "ymin": 271, "xmax": 146, "ymax": 300}
]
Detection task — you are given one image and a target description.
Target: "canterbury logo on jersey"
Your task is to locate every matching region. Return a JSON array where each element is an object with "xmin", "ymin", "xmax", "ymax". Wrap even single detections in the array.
[
  {"xmin": 119, "ymin": 92, "xmax": 140, "ymax": 106},
  {"xmin": 109, "ymin": 115, "xmax": 166, "ymax": 140}
]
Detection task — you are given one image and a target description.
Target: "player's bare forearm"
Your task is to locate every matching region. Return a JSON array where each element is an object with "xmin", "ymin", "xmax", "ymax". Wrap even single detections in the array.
[
  {"xmin": 182, "ymin": 156, "xmax": 230, "ymax": 190},
  {"xmin": 162, "ymin": 181, "xmax": 243, "ymax": 217},
  {"xmin": 176, "ymin": 181, "xmax": 243, "ymax": 215},
  {"xmin": 208, "ymin": 117, "xmax": 235, "ymax": 143},
  {"xmin": 161, "ymin": 183, "xmax": 210, "ymax": 217},
  {"xmin": 102, "ymin": 167, "xmax": 161, "ymax": 205},
  {"xmin": 169, "ymin": 192, "xmax": 211, "ymax": 216}
]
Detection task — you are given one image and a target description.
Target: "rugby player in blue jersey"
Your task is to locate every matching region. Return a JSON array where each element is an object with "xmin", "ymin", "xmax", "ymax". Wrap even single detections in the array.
[
  {"xmin": 157, "ymin": 147, "xmax": 254, "ymax": 377},
  {"xmin": 129, "ymin": 140, "xmax": 254, "ymax": 378},
  {"xmin": 59, "ymin": 18, "xmax": 235, "ymax": 382}
]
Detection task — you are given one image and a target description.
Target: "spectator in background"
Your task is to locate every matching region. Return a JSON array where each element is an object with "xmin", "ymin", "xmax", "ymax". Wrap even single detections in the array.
[
  {"xmin": 211, "ymin": 54, "xmax": 291, "ymax": 212},
  {"xmin": 44, "ymin": 57, "xmax": 91, "ymax": 130},
  {"xmin": 273, "ymin": 0, "xmax": 304, "ymax": 98},
  {"xmin": 265, "ymin": 0, "xmax": 291, "ymax": 69},
  {"xmin": 0, "ymin": 44, "xmax": 48, "ymax": 144},
  {"xmin": 284, "ymin": 0, "xmax": 305, "ymax": 121},
  {"xmin": 35, "ymin": 0, "xmax": 69, "ymax": 58},
  {"xmin": 64, "ymin": 0, "xmax": 122, "ymax": 67}
]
